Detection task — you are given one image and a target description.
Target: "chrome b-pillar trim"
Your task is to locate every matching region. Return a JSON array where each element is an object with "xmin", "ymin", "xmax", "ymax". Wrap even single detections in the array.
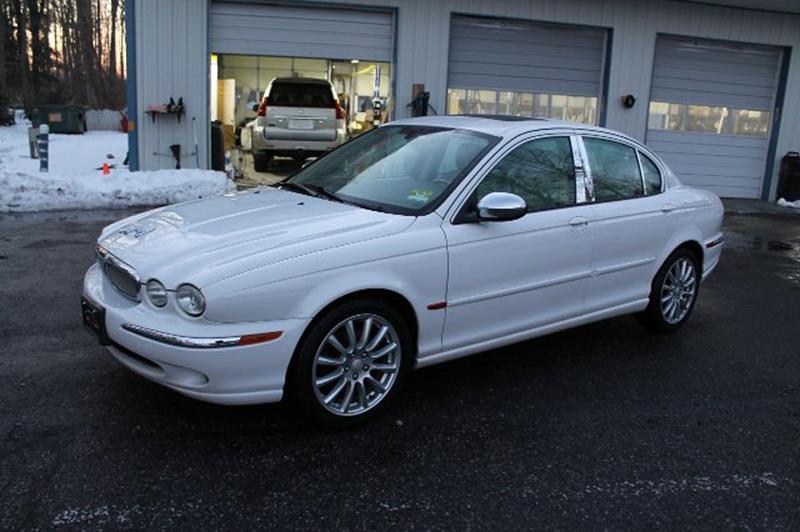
[{"xmin": 122, "ymin": 323, "xmax": 241, "ymax": 348}]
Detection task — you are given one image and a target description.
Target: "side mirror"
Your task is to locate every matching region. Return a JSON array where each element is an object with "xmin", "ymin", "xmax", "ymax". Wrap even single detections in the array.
[{"xmin": 477, "ymin": 192, "xmax": 527, "ymax": 221}]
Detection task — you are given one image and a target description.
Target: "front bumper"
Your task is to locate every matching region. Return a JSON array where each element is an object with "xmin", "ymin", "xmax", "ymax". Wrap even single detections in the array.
[{"xmin": 82, "ymin": 263, "xmax": 310, "ymax": 405}]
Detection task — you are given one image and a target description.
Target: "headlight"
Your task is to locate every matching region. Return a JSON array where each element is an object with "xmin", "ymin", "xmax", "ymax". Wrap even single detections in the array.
[
  {"xmin": 176, "ymin": 284, "xmax": 206, "ymax": 316},
  {"xmin": 145, "ymin": 279, "xmax": 168, "ymax": 307}
]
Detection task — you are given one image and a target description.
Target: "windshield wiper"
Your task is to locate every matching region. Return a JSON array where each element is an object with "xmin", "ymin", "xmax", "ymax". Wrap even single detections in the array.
[
  {"xmin": 271, "ymin": 182, "xmax": 316, "ymax": 197},
  {"xmin": 301, "ymin": 184, "xmax": 346, "ymax": 203}
]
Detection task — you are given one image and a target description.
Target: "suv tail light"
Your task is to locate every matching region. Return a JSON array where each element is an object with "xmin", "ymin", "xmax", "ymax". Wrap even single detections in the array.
[
  {"xmin": 334, "ymin": 100, "xmax": 345, "ymax": 120},
  {"xmin": 257, "ymin": 100, "xmax": 267, "ymax": 117}
]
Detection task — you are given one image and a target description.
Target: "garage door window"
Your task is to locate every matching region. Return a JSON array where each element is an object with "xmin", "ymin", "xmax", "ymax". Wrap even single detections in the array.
[
  {"xmin": 448, "ymin": 89, "xmax": 598, "ymax": 124},
  {"xmin": 648, "ymin": 101, "xmax": 770, "ymax": 137},
  {"xmin": 476, "ymin": 137, "xmax": 576, "ymax": 211},
  {"xmin": 583, "ymin": 138, "xmax": 644, "ymax": 202}
]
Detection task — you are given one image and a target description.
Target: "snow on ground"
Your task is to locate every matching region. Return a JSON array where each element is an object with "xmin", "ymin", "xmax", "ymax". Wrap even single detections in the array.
[
  {"xmin": 777, "ymin": 198, "xmax": 800, "ymax": 209},
  {"xmin": 0, "ymin": 121, "xmax": 233, "ymax": 212}
]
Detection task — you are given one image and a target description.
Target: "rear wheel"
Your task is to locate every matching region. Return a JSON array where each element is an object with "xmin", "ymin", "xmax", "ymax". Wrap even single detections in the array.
[
  {"xmin": 253, "ymin": 152, "xmax": 271, "ymax": 172},
  {"xmin": 637, "ymin": 248, "xmax": 700, "ymax": 333},
  {"xmin": 289, "ymin": 299, "xmax": 412, "ymax": 427}
]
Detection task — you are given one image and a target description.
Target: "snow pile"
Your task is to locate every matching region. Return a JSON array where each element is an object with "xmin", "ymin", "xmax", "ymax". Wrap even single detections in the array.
[
  {"xmin": 0, "ymin": 121, "xmax": 233, "ymax": 212},
  {"xmin": 777, "ymin": 198, "xmax": 800, "ymax": 209}
]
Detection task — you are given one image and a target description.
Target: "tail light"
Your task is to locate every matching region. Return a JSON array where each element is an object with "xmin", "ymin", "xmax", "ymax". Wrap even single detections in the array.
[
  {"xmin": 257, "ymin": 100, "xmax": 267, "ymax": 117},
  {"xmin": 334, "ymin": 100, "xmax": 345, "ymax": 120}
]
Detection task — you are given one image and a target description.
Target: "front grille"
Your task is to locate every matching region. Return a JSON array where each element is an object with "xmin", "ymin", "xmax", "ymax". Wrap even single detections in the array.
[
  {"xmin": 103, "ymin": 261, "xmax": 140, "ymax": 300},
  {"xmin": 96, "ymin": 245, "xmax": 140, "ymax": 301}
]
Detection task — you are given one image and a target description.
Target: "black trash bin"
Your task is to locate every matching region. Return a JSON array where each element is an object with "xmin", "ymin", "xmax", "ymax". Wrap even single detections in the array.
[
  {"xmin": 777, "ymin": 151, "xmax": 800, "ymax": 202},
  {"xmin": 210, "ymin": 121, "xmax": 224, "ymax": 171}
]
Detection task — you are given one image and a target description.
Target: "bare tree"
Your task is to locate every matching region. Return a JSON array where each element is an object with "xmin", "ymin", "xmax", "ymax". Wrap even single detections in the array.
[{"xmin": 2, "ymin": 0, "xmax": 127, "ymax": 113}]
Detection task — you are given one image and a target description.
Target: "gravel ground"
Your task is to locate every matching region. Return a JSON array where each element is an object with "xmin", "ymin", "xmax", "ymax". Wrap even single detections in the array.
[{"xmin": 0, "ymin": 207, "xmax": 798, "ymax": 530}]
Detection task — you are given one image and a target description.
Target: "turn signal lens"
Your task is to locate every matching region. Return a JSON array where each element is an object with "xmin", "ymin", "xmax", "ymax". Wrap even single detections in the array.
[
  {"xmin": 238, "ymin": 331, "xmax": 283, "ymax": 346},
  {"xmin": 176, "ymin": 284, "xmax": 206, "ymax": 317},
  {"xmin": 146, "ymin": 279, "xmax": 168, "ymax": 307}
]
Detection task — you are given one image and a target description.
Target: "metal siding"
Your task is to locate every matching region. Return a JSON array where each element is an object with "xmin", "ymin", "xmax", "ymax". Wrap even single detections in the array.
[
  {"xmin": 136, "ymin": 0, "xmax": 209, "ymax": 171},
  {"xmin": 647, "ymin": 35, "xmax": 782, "ymax": 198},
  {"xmin": 209, "ymin": 2, "xmax": 394, "ymax": 61},
  {"xmin": 134, "ymin": 0, "xmax": 800, "ymax": 200},
  {"xmin": 651, "ymin": 35, "xmax": 782, "ymax": 109},
  {"xmin": 448, "ymin": 15, "xmax": 607, "ymax": 96},
  {"xmin": 647, "ymin": 129, "xmax": 768, "ymax": 198}
]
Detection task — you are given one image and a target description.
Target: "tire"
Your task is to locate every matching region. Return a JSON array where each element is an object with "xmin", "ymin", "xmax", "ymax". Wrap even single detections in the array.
[
  {"xmin": 288, "ymin": 298, "xmax": 413, "ymax": 428},
  {"xmin": 637, "ymin": 248, "xmax": 701, "ymax": 333},
  {"xmin": 253, "ymin": 152, "xmax": 271, "ymax": 172}
]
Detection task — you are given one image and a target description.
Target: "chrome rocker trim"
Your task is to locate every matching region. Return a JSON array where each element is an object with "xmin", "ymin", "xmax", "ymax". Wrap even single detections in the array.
[{"xmin": 122, "ymin": 323, "xmax": 241, "ymax": 348}]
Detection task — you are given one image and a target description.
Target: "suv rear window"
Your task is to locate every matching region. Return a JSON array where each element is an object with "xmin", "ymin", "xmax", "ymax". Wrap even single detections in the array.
[{"xmin": 268, "ymin": 82, "xmax": 335, "ymax": 108}]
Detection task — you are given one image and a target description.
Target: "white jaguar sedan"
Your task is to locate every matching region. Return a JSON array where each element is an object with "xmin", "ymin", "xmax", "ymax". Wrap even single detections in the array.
[{"xmin": 82, "ymin": 116, "xmax": 724, "ymax": 426}]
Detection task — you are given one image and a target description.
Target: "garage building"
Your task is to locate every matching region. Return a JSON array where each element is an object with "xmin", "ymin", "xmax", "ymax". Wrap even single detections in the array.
[{"xmin": 126, "ymin": 0, "xmax": 800, "ymax": 200}]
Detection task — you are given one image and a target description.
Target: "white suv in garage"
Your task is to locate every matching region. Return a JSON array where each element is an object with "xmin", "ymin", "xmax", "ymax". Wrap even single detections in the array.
[{"xmin": 251, "ymin": 78, "xmax": 347, "ymax": 171}]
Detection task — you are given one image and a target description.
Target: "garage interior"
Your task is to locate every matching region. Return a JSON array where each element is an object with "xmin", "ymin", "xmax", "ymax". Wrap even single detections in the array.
[{"xmin": 208, "ymin": 2, "xmax": 394, "ymax": 185}]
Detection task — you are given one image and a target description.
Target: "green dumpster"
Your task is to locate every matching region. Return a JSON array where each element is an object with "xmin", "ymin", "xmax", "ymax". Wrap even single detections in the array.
[{"xmin": 33, "ymin": 105, "xmax": 87, "ymax": 134}]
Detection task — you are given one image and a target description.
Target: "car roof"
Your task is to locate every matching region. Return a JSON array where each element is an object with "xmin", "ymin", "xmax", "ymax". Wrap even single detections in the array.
[
  {"xmin": 271, "ymin": 77, "xmax": 331, "ymax": 85},
  {"xmin": 388, "ymin": 115, "xmax": 639, "ymax": 143}
]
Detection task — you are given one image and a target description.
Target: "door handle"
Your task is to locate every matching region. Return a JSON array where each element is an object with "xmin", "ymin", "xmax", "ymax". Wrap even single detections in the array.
[
  {"xmin": 568, "ymin": 216, "xmax": 589, "ymax": 229},
  {"xmin": 661, "ymin": 203, "xmax": 676, "ymax": 213}
]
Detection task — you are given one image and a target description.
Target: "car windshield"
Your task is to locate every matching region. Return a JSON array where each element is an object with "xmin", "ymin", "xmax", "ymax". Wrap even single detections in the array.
[{"xmin": 286, "ymin": 125, "xmax": 497, "ymax": 214}]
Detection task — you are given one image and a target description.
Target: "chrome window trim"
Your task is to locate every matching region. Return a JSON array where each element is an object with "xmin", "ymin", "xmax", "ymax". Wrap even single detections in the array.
[
  {"xmin": 574, "ymin": 135, "xmax": 594, "ymax": 202},
  {"xmin": 635, "ymin": 150, "xmax": 648, "ymax": 195},
  {"xmin": 122, "ymin": 323, "xmax": 242, "ymax": 349},
  {"xmin": 569, "ymin": 135, "xmax": 589, "ymax": 204}
]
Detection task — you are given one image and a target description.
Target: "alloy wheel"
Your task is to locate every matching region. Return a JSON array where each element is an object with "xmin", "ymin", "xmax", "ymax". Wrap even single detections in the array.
[
  {"xmin": 312, "ymin": 313, "xmax": 401, "ymax": 416},
  {"xmin": 660, "ymin": 257, "xmax": 697, "ymax": 324}
]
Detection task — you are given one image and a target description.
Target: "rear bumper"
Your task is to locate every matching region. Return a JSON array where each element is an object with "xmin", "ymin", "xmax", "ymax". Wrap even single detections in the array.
[
  {"xmin": 252, "ymin": 126, "xmax": 345, "ymax": 155},
  {"xmin": 83, "ymin": 263, "xmax": 310, "ymax": 405},
  {"xmin": 702, "ymin": 233, "xmax": 724, "ymax": 281}
]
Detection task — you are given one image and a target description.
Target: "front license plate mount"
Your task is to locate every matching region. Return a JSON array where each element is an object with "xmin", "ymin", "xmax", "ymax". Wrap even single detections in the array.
[{"xmin": 81, "ymin": 296, "xmax": 110, "ymax": 346}]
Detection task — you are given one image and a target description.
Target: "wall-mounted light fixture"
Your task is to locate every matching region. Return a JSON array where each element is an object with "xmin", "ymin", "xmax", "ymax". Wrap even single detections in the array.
[{"xmin": 621, "ymin": 94, "xmax": 636, "ymax": 108}]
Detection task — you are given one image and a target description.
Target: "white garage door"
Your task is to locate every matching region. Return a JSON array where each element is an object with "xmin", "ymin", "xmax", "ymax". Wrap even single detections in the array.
[
  {"xmin": 447, "ymin": 15, "xmax": 608, "ymax": 124},
  {"xmin": 647, "ymin": 35, "xmax": 783, "ymax": 198},
  {"xmin": 209, "ymin": 1, "xmax": 394, "ymax": 62}
]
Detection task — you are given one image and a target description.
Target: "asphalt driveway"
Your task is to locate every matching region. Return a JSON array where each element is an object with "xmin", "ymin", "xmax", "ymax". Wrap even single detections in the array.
[{"xmin": 0, "ymin": 207, "xmax": 798, "ymax": 529}]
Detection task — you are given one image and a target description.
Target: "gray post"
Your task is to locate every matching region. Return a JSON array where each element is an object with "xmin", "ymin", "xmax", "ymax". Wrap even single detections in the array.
[
  {"xmin": 28, "ymin": 127, "xmax": 39, "ymax": 158},
  {"xmin": 38, "ymin": 124, "xmax": 49, "ymax": 172}
]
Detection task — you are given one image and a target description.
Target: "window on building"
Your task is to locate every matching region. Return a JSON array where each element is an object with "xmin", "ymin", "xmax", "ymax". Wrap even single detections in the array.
[
  {"xmin": 476, "ymin": 136, "xmax": 576, "ymax": 211},
  {"xmin": 583, "ymin": 137, "xmax": 643, "ymax": 202},
  {"xmin": 639, "ymin": 152, "xmax": 662, "ymax": 195},
  {"xmin": 648, "ymin": 101, "xmax": 770, "ymax": 137},
  {"xmin": 447, "ymin": 88, "xmax": 598, "ymax": 124}
]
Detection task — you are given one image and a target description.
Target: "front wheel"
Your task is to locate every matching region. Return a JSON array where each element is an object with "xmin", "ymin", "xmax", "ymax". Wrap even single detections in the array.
[
  {"xmin": 289, "ymin": 299, "xmax": 412, "ymax": 427},
  {"xmin": 637, "ymin": 248, "xmax": 701, "ymax": 333}
]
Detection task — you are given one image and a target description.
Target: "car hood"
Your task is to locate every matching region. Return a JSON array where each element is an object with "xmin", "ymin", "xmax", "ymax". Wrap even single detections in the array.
[{"xmin": 98, "ymin": 188, "xmax": 415, "ymax": 287}]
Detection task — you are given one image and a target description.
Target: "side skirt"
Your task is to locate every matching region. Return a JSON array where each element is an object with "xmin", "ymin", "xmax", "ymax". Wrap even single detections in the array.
[{"xmin": 415, "ymin": 299, "xmax": 649, "ymax": 369}]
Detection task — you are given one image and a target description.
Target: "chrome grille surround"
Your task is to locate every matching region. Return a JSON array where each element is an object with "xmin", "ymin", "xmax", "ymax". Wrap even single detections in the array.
[{"xmin": 96, "ymin": 244, "xmax": 141, "ymax": 301}]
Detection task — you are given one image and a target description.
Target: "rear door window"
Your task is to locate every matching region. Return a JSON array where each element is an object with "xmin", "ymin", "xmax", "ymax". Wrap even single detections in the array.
[
  {"xmin": 639, "ymin": 152, "xmax": 663, "ymax": 195},
  {"xmin": 268, "ymin": 83, "xmax": 334, "ymax": 108},
  {"xmin": 582, "ymin": 137, "xmax": 643, "ymax": 201}
]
